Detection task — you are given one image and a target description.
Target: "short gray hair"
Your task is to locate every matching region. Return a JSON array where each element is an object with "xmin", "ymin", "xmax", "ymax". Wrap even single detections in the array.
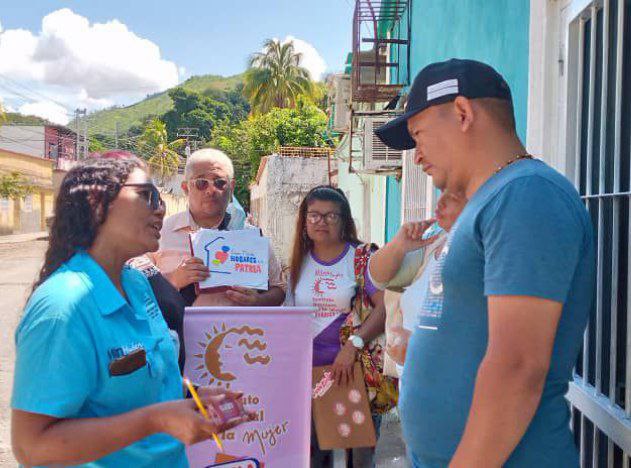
[{"xmin": 184, "ymin": 148, "xmax": 234, "ymax": 180}]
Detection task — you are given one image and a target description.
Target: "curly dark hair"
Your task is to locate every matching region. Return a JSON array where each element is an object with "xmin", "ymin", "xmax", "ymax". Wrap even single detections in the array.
[
  {"xmin": 289, "ymin": 185, "xmax": 361, "ymax": 291},
  {"xmin": 32, "ymin": 157, "xmax": 145, "ymax": 292}
]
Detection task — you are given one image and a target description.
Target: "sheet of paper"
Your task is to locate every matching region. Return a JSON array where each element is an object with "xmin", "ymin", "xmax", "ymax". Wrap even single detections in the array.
[{"xmin": 190, "ymin": 229, "xmax": 270, "ymax": 291}]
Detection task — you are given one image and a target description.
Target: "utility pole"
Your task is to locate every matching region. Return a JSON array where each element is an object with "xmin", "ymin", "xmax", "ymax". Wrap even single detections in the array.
[
  {"xmin": 83, "ymin": 113, "xmax": 89, "ymax": 158},
  {"xmin": 74, "ymin": 108, "xmax": 87, "ymax": 159},
  {"xmin": 177, "ymin": 127, "xmax": 200, "ymax": 157}
]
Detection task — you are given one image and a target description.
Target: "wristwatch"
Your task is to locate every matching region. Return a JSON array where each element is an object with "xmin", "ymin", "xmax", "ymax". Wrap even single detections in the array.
[{"xmin": 348, "ymin": 334, "xmax": 365, "ymax": 349}]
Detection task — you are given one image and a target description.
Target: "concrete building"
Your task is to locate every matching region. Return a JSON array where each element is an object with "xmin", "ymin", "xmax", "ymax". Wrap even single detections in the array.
[
  {"xmin": 250, "ymin": 148, "xmax": 332, "ymax": 266},
  {"xmin": 0, "ymin": 148, "xmax": 54, "ymax": 235},
  {"xmin": 0, "ymin": 124, "xmax": 78, "ymax": 234},
  {"xmin": 0, "ymin": 125, "xmax": 77, "ymax": 164}
]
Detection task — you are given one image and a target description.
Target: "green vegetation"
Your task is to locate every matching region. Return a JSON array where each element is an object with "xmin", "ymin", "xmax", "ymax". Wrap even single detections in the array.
[
  {"xmin": 83, "ymin": 40, "xmax": 332, "ymax": 209},
  {"xmin": 0, "ymin": 172, "xmax": 34, "ymax": 199},
  {"xmin": 4, "ymin": 112, "xmax": 50, "ymax": 126},
  {"xmin": 87, "ymin": 73, "xmax": 244, "ymax": 136},
  {"xmin": 243, "ymin": 39, "xmax": 317, "ymax": 114},
  {"xmin": 161, "ymin": 87, "xmax": 247, "ymax": 142},
  {"xmin": 138, "ymin": 119, "xmax": 186, "ymax": 183},
  {"xmin": 211, "ymin": 98, "xmax": 330, "ymax": 207}
]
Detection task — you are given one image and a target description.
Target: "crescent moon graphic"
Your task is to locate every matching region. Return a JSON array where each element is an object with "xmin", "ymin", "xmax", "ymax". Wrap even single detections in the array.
[
  {"xmin": 204, "ymin": 332, "xmax": 237, "ymax": 382},
  {"xmin": 195, "ymin": 325, "xmax": 272, "ymax": 387}
]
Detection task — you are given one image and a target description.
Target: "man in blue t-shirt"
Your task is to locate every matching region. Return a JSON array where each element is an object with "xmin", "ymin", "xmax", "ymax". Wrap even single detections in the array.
[{"xmin": 375, "ymin": 59, "xmax": 595, "ymax": 467}]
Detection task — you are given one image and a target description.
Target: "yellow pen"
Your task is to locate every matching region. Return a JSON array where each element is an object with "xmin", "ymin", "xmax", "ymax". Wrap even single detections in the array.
[{"xmin": 183, "ymin": 377, "xmax": 224, "ymax": 452}]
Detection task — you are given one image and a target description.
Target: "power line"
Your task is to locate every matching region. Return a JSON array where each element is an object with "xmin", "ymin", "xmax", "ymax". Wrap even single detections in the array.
[
  {"xmin": 0, "ymin": 74, "xmax": 74, "ymax": 112},
  {"xmin": 0, "ymin": 135, "xmax": 44, "ymax": 152}
]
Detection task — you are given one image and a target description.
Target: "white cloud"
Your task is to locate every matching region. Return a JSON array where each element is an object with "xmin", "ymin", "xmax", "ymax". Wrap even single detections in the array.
[
  {"xmin": 0, "ymin": 8, "xmax": 179, "ymax": 105},
  {"xmin": 18, "ymin": 101, "xmax": 70, "ymax": 125},
  {"xmin": 282, "ymin": 36, "xmax": 327, "ymax": 81}
]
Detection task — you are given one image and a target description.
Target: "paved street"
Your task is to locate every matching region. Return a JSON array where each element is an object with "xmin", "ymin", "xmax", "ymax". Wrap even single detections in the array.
[
  {"xmin": 0, "ymin": 237, "xmax": 407, "ymax": 467},
  {"xmin": 0, "ymin": 238, "xmax": 47, "ymax": 467}
]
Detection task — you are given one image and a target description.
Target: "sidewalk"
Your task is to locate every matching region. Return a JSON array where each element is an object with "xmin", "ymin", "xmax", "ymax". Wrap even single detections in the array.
[{"xmin": 0, "ymin": 231, "xmax": 48, "ymax": 245}]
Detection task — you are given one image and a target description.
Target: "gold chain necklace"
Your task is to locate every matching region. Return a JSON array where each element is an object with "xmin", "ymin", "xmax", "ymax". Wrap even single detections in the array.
[{"xmin": 495, "ymin": 154, "xmax": 533, "ymax": 174}]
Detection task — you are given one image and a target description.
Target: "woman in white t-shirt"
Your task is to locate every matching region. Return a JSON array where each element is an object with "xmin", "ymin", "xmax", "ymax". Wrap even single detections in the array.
[
  {"xmin": 369, "ymin": 190, "xmax": 467, "ymax": 378},
  {"xmin": 285, "ymin": 185, "xmax": 386, "ymax": 468}
]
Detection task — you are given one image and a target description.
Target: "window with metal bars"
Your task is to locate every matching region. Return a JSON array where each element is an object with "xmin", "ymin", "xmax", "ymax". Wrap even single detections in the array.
[{"xmin": 565, "ymin": 0, "xmax": 631, "ymax": 465}]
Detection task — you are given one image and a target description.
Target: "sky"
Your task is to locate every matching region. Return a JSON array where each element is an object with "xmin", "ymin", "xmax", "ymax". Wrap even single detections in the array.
[{"xmin": 0, "ymin": 0, "xmax": 355, "ymax": 124}]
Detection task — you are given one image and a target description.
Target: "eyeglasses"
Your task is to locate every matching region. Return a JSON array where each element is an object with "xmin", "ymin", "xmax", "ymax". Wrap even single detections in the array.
[
  {"xmin": 190, "ymin": 177, "xmax": 230, "ymax": 191},
  {"xmin": 306, "ymin": 211, "xmax": 342, "ymax": 225},
  {"xmin": 123, "ymin": 183, "xmax": 164, "ymax": 211}
]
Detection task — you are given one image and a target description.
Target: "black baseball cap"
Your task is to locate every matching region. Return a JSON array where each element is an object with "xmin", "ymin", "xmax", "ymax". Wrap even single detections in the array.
[{"xmin": 375, "ymin": 58, "xmax": 513, "ymax": 150}]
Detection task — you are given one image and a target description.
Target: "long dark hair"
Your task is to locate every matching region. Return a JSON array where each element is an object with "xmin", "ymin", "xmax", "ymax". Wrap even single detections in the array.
[
  {"xmin": 32, "ymin": 157, "xmax": 144, "ymax": 292},
  {"xmin": 289, "ymin": 185, "xmax": 361, "ymax": 291}
]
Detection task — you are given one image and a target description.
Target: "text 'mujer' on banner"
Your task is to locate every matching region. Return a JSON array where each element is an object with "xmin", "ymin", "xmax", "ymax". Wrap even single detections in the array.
[
  {"xmin": 189, "ymin": 229, "xmax": 270, "ymax": 291},
  {"xmin": 184, "ymin": 306, "xmax": 315, "ymax": 468}
]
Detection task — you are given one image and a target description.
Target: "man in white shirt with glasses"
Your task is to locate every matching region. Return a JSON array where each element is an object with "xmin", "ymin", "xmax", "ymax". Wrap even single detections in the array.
[{"xmin": 150, "ymin": 148, "xmax": 286, "ymax": 307}]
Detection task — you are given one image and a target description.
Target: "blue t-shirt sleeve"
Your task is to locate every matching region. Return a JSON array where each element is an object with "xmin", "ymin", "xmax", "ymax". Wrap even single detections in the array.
[
  {"xmin": 481, "ymin": 176, "xmax": 586, "ymax": 302},
  {"xmin": 12, "ymin": 293, "xmax": 97, "ymax": 418}
]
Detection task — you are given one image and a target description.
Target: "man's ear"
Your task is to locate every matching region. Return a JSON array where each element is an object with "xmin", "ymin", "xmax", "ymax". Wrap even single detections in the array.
[
  {"xmin": 181, "ymin": 179, "xmax": 189, "ymax": 196},
  {"xmin": 453, "ymin": 96, "xmax": 474, "ymax": 133}
]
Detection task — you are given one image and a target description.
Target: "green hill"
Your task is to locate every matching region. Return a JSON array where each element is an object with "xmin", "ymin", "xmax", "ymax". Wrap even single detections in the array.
[
  {"xmin": 86, "ymin": 73, "xmax": 244, "ymax": 136},
  {"xmin": 4, "ymin": 113, "xmax": 51, "ymax": 125}
]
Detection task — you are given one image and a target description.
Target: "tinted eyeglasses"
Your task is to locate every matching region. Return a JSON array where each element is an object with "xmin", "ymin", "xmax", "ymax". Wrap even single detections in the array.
[
  {"xmin": 190, "ymin": 177, "xmax": 230, "ymax": 191},
  {"xmin": 306, "ymin": 211, "xmax": 342, "ymax": 225},
  {"xmin": 123, "ymin": 183, "xmax": 165, "ymax": 211}
]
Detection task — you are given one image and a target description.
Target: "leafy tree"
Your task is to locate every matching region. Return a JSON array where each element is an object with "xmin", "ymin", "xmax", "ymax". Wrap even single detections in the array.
[
  {"xmin": 0, "ymin": 172, "xmax": 34, "ymax": 199},
  {"xmin": 162, "ymin": 88, "xmax": 230, "ymax": 142},
  {"xmin": 210, "ymin": 99, "xmax": 330, "ymax": 208},
  {"xmin": 244, "ymin": 98, "xmax": 329, "ymax": 162},
  {"xmin": 0, "ymin": 103, "xmax": 6, "ymax": 126},
  {"xmin": 209, "ymin": 120, "xmax": 251, "ymax": 208},
  {"xmin": 243, "ymin": 39, "xmax": 316, "ymax": 114},
  {"xmin": 203, "ymin": 84, "xmax": 250, "ymax": 122},
  {"xmin": 88, "ymin": 135, "xmax": 108, "ymax": 154},
  {"xmin": 138, "ymin": 119, "xmax": 186, "ymax": 183}
]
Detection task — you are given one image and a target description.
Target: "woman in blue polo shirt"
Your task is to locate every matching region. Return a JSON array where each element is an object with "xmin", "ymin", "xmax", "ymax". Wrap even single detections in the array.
[{"xmin": 11, "ymin": 157, "xmax": 249, "ymax": 467}]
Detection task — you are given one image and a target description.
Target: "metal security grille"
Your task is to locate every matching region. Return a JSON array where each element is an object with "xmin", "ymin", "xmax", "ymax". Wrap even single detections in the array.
[{"xmin": 566, "ymin": 0, "xmax": 631, "ymax": 466}]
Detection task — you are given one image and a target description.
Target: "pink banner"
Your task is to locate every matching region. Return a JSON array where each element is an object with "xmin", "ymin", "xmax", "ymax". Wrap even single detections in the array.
[{"xmin": 184, "ymin": 307, "xmax": 314, "ymax": 468}]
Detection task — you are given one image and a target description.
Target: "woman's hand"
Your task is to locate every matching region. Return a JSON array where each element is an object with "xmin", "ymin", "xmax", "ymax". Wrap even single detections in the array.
[
  {"xmin": 391, "ymin": 219, "xmax": 439, "ymax": 254},
  {"xmin": 332, "ymin": 342, "xmax": 357, "ymax": 386},
  {"xmin": 148, "ymin": 394, "xmax": 251, "ymax": 445},
  {"xmin": 166, "ymin": 256, "xmax": 209, "ymax": 290}
]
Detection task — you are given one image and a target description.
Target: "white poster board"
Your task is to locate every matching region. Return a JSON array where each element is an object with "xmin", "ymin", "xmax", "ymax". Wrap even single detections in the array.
[{"xmin": 190, "ymin": 229, "xmax": 270, "ymax": 291}]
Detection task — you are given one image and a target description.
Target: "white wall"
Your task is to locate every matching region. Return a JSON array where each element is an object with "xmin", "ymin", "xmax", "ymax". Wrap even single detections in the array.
[
  {"xmin": 251, "ymin": 154, "xmax": 330, "ymax": 265},
  {"xmin": 368, "ymin": 176, "xmax": 387, "ymax": 246},
  {"xmin": 336, "ymin": 154, "xmax": 368, "ymax": 242}
]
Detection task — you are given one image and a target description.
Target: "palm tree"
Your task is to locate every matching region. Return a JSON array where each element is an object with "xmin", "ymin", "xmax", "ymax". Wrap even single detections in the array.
[
  {"xmin": 137, "ymin": 119, "xmax": 186, "ymax": 183},
  {"xmin": 243, "ymin": 39, "xmax": 316, "ymax": 114}
]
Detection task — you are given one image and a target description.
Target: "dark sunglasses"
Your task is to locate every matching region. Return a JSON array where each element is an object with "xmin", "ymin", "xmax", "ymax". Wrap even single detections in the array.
[
  {"xmin": 123, "ymin": 183, "xmax": 165, "ymax": 211},
  {"xmin": 191, "ymin": 177, "xmax": 229, "ymax": 191}
]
